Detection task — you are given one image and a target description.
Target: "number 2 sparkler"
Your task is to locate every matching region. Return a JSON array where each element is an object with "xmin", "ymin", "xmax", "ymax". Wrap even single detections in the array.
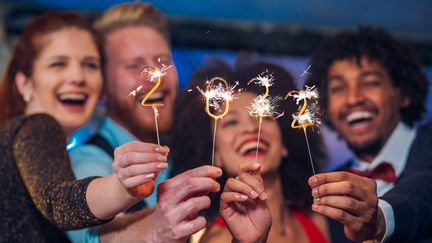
[
  {"xmin": 248, "ymin": 71, "xmax": 282, "ymax": 164},
  {"xmin": 128, "ymin": 63, "xmax": 172, "ymax": 196},
  {"xmin": 286, "ymin": 85, "xmax": 321, "ymax": 174}
]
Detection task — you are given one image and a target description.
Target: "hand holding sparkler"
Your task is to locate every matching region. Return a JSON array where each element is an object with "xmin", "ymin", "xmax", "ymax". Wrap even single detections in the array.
[
  {"xmin": 197, "ymin": 77, "xmax": 239, "ymax": 166},
  {"xmin": 286, "ymin": 85, "xmax": 321, "ymax": 174}
]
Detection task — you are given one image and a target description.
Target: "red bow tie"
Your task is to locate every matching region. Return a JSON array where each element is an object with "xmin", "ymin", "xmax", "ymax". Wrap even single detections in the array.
[{"xmin": 346, "ymin": 162, "xmax": 397, "ymax": 183}]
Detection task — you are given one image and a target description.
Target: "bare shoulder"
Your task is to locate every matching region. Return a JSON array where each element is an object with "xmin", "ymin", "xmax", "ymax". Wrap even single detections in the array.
[{"xmin": 311, "ymin": 212, "xmax": 330, "ymax": 242}]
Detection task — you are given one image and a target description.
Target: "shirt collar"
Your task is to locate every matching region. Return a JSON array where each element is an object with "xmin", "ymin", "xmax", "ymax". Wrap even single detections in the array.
[
  {"xmin": 355, "ymin": 122, "xmax": 417, "ymax": 176},
  {"xmin": 100, "ymin": 117, "xmax": 137, "ymax": 148}
]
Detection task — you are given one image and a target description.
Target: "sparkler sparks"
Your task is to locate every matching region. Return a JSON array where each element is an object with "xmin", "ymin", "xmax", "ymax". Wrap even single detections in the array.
[
  {"xmin": 301, "ymin": 65, "xmax": 311, "ymax": 77},
  {"xmin": 140, "ymin": 64, "xmax": 172, "ymax": 83},
  {"xmin": 197, "ymin": 78, "xmax": 239, "ymax": 119},
  {"xmin": 248, "ymin": 95, "xmax": 281, "ymax": 119},
  {"xmin": 247, "ymin": 71, "xmax": 282, "ymax": 163},
  {"xmin": 197, "ymin": 77, "xmax": 240, "ymax": 166},
  {"xmin": 286, "ymin": 85, "xmax": 321, "ymax": 174}
]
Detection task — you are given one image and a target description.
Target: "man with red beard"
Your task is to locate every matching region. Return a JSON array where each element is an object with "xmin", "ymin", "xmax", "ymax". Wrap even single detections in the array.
[
  {"xmin": 306, "ymin": 26, "xmax": 432, "ymax": 242},
  {"xmin": 67, "ymin": 3, "xmax": 221, "ymax": 243}
]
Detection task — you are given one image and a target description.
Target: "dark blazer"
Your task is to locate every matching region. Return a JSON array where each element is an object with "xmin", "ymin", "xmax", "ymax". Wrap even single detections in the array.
[
  {"xmin": 0, "ymin": 114, "xmax": 106, "ymax": 242},
  {"xmin": 380, "ymin": 122, "xmax": 432, "ymax": 243},
  {"xmin": 335, "ymin": 122, "xmax": 432, "ymax": 243}
]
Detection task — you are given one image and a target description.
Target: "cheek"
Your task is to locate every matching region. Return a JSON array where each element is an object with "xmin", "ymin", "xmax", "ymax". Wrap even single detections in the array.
[
  {"xmin": 215, "ymin": 133, "xmax": 232, "ymax": 151},
  {"xmin": 90, "ymin": 74, "xmax": 103, "ymax": 96},
  {"xmin": 327, "ymin": 99, "xmax": 341, "ymax": 120},
  {"xmin": 33, "ymin": 81, "xmax": 57, "ymax": 108}
]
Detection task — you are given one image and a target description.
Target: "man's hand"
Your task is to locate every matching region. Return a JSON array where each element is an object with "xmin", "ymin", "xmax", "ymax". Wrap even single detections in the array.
[
  {"xmin": 100, "ymin": 165, "xmax": 222, "ymax": 243},
  {"xmin": 149, "ymin": 165, "xmax": 222, "ymax": 242},
  {"xmin": 308, "ymin": 172, "xmax": 385, "ymax": 241}
]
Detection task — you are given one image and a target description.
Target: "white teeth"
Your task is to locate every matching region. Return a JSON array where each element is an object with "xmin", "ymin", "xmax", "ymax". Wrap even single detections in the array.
[
  {"xmin": 239, "ymin": 141, "xmax": 267, "ymax": 155},
  {"xmin": 58, "ymin": 93, "xmax": 86, "ymax": 101},
  {"xmin": 146, "ymin": 92, "xmax": 164, "ymax": 101},
  {"xmin": 346, "ymin": 111, "xmax": 374, "ymax": 123}
]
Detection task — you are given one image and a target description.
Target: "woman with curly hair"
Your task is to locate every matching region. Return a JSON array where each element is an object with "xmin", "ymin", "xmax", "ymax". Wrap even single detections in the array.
[{"xmin": 171, "ymin": 58, "xmax": 349, "ymax": 242}]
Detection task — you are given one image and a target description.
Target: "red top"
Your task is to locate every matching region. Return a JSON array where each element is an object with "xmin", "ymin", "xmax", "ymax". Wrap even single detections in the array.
[{"xmin": 213, "ymin": 210, "xmax": 328, "ymax": 243}]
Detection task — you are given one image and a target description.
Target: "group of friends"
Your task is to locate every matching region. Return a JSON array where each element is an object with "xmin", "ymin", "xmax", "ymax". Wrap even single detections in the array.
[{"xmin": 0, "ymin": 2, "xmax": 431, "ymax": 243}]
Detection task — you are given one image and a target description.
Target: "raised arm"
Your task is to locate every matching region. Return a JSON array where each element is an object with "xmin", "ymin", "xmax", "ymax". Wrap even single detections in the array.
[{"xmin": 13, "ymin": 114, "xmax": 168, "ymax": 229}]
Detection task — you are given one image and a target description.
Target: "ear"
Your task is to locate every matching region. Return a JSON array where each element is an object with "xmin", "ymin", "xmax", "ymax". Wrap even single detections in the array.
[
  {"xmin": 399, "ymin": 94, "xmax": 411, "ymax": 108},
  {"xmin": 281, "ymin": 145, "xmax": 289, "ymax": 158},
  {"xmin": 15, "ymin": 72, "xmax": 33, "ymax": 97}
]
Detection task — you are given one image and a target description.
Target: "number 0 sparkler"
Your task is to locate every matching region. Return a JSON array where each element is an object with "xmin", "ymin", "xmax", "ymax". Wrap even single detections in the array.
[{"xmin": 197, "ymin": 77, "xmax": 239, "ymax": 166}]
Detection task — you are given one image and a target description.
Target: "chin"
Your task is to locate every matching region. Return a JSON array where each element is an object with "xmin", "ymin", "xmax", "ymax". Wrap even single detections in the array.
[
  {"xmin": 347, "ymin": 137, "xmax": 383, "ymax": 156},
  {"xmin": 56, "ymin": 113, "xmax": 88, "ymax": 130}
]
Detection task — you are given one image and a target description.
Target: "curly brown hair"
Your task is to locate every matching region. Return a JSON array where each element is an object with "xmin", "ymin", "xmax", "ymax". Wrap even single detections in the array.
[{"xmin": 305, "ymin": 26, "xmax": 429, "ymax": 127}]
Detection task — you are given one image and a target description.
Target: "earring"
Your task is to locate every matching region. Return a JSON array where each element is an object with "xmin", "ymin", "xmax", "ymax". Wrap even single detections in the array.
[{"xmin": 23, "ymin": 94, "xmax": 32, "ymax": 103}]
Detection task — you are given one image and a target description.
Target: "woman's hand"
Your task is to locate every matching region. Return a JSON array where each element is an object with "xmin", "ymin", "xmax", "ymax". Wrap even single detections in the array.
[
  {"xmin": 220, "ymin": 162, "xmax": 271, "ymax": 243},
  {"xmin": 113, "ymin": 141, "xmax": 169, "ymax": 198}
]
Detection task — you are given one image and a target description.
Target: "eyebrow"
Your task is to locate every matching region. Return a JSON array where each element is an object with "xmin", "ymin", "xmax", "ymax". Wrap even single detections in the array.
[
  {"xmin": 328, "ymin": 70, "xmax": 384, "ymax": 82},
  {"xmin": 358, "ymin": 70, "xmax": 384, "ymax": 79},
  {"xmin": 227, "ymin": 110, "xmax": 239, "ymax": 115},
  {"xmin": 83, "ymin": 56, "xmax": 100, "ymax": 61}
]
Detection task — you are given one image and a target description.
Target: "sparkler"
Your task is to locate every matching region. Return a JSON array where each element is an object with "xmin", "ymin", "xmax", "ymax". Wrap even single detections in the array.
[
  {"xmin": 127, "ymin": 63, "xmax": 171, "ymax": 197},
  {"xmin": 197, "ymin": 77, "xmax": 239, "ymax": 166},
  {"xmin": 247, "ymin": 71, "xmax": 282, "ymax": 163},
  {"xmin": 129, "ymin": 64, "xmax": 172, "ymax": 146},
  {"xmin": 286, "ymin": 85, "xmax": 321, "ymax": 174}
]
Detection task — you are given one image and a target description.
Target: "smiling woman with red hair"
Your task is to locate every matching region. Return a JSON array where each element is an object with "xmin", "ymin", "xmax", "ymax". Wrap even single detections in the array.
[{"xmin": 0, "ymin": 12, "xmax": 168, "ymax": 242}]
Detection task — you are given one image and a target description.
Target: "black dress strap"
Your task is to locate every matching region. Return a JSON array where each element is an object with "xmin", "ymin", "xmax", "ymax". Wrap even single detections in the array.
[{"xmin": 86, "ymin": 135, "xmax": 115, "ymax": 158}]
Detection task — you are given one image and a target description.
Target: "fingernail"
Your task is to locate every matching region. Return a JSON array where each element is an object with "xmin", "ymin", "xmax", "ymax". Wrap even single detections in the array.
[
  {"xmin": 311, "ymin": 177, "xmax": 319, "ymax": 187},
  {"xmin": 313, "ymin": 198, "xmax": 320, "ymax": 204},
  {"xmin": 312, "ymin": 188, "xmax": 319, "ymax": 197},
  {"xmin": 237, "ymin": 194, "xmax": 248, "ymax": 201},
  {"xmin": 216, "ymin": 168, "xmax": 223, "ymax": 176},
  {"xmin": 259, "ymin": 192, "xmax": 268, "ymax": 200},
  {"xmin": 157, "ymin": 163, "xmax": 168, "ymax": 169},
  {"xmin": 312, "ymin": 203, "xmax": 318, "ymax": 210},
  {"xmin": 158, "ymin": 155, "xmax": 167, "ymax": 161},
  {"xmin": 253, "ymin": 163, "xmax": 261, "ymax": 170},
  {"xmin": 146, "ymin": 173, "xmax": 155, "ymax": 179},
  {"xmin": 155, "ymin": 146, "xmax": 164, "ymax": 153},
  {"xmin": 250, "ymin": 190, "xmax": 258, "ymax": 199}
]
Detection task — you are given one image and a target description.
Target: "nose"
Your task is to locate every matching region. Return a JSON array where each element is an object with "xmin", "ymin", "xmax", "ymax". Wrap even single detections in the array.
[
  {"xmin": 243, "ymin": 116, "xmax": 260, "ymax": 134},
  {"xmin": 68, "ymin": 62, "xmax": 86, "ymax": 87},
  {"xmin": 345, "ymin": 86, "xmax": 365, "ymax": 106}
]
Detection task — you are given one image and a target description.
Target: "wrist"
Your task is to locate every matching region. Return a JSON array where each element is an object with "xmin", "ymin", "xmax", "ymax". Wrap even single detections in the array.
[
  {"xmin": 111, "ymin": 174, "xmax": 139, "ymax": 203},
  {"xmin": 374, "ymin": 207, "xmax": 386, "ymax": 241}
]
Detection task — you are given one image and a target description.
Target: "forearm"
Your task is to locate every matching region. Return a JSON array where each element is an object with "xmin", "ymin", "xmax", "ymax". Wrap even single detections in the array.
[
  {"xmin": 99, "ymin": 207, "xmax": 161, "ymax": 243},
  {"xmin": 86, "ymin": 174, "xmax": 137, "ymax": 220}
]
